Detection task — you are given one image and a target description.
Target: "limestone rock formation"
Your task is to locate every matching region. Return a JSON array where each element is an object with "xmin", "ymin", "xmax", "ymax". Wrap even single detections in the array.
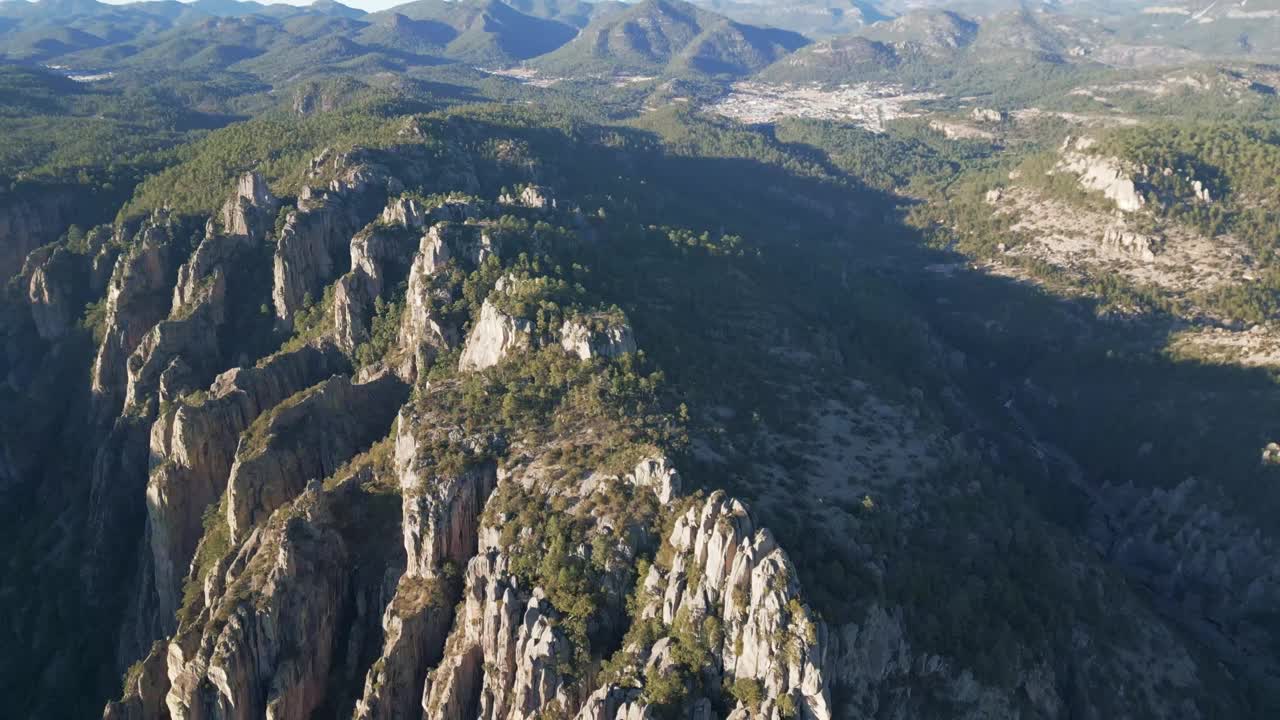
[
  {"xmin": 220, "ymin": 171, "xmax": 278, "ymax": 240},
  {"xmin": 164, "ymin": 483, "xmax": 351, "ymax": 720},
  {"xmin": 1192, "ymin": 179, "xmax": 1213, "ymax": 204},
  {"xmin": 559, "ymin": 315, "xmax": 637, "ymax": 361},
  {"xmin": 395, "ymin": 409, "xmax": 501, "ymax": 579},
  {"xmin": 631, "ymin": 456, "xmax": 681, "ymax": 504},
  {"xmin": 575, "ymin": 686, "xmax": 653, "ymax": 720},
  {"xmin": 380, "ymin": 196, "xmax": 428, "ymax": 229},
  {"xmin": 0, "ymin": 188, "xmax": 77, "ymax": 282},
  {"xmin": 272, "ymin": 196, "xmax": 352, "ymax": 326},
  {"xmin": 329, "ymin": 197, "xmax": 446, "ymax": 354},
  {"xmin": 615, "ymin": 491, "xmax": 833, "ymax": 720},
  {"xmin": 501, "ymin": 185, "xmax": 557, "ymax": 211},
  {"xmin": 92, "ymin": 217, "xmax": 184, "ymax": 404},
  {"xmin": 23, "ymin": 244, "xmax": 86, "ymax": 341},
  {"xmin": 1101, "ymin": 226, "xmax": 1158, "ymax": 264},
  {"xmin": 124, "ymin": 273, "xmax": 224, "ymax": 413},
  {"xmin": 104, "ymin": 643, "xmax": 170, "ymax": 720},
  {"xmin": 458, "ymin": 298, "xmax": 532, "ymax": 372},
  {"xmin": 333, "ymin": 223, "xmax": 415, "ymax": 352},
  {"xmin": 397, "ymin": 222, "xmax": 508, "ymax": 376},
  {"xmin": 226, "ymin": 372, "xmax": 407, "ymax": 541},
  {"xmin": 353, "ymin": 576, "xmax": 453, "ymax": 720},
  {"xmin": 1056, "ymin": 137, "xmax": 1146, "ymax": 213},
  {"xmin": 420, "ymin": 554, "xmax": 575, "ymax": 720},
  {"xmin": 172, "ymin": 177, "xmax": 275, "ymax": 313},
  {"xmin": 146, "ymin": 342, "xmax": 348, "ymax": 623},
  {"xmin": 273, "ymin": 150, "xmax": 408, "ymax": 328},
  {"xmin": 971, "ymin": 107, "xmax": 1006, "ymax": 123}
]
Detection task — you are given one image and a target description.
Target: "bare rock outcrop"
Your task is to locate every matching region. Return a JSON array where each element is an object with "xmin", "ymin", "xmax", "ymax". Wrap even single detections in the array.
[
  {"xmin": 353, "ymin": 407, "xmax": 503, "ymax": 720},
  {"xmin": 500, "ymin": 185, "xmax": 557, "ymax": 211},
  {"xmin": 559, "ymin": 315, "xmax": 637, "ymax": 361},
  {"xmin": 380, "ymin": 196, "xmax": 428, "ymax": 229},
  {"xmin": 146, "ymin": 342, "xmax": 349, "ymax": 624},
  {"xmin": 398, "ymin": 223, "xmax": 504, "ymax": 376},
  {"xmin": 272, "ymin": 195, "xmax": 352, "ymax": 326},
  {"xmin": 24, "ymin": 244, "xmax": 87, "ymax": 341},
  {"xmin": 92, "ymin": 217, "xmax": 184, "ymax": 405},
  {"xmin": 1055, "ymin": 137, "xmax": 1146, "ymax": 213},
  {"xmin": 1101, "ymin": 226, "xmax": 1158, "ymax": 264},
  {"xmin": 459, "ymin": 290, "xmax": 639, "ymax": 372},
  {"xmin": 417, "ymin": 450, "xmax": 669, "ymax": 720},
  {"xmin": 394, "ymin": 405, "xmax": 501, "ymax": 579},
  {"xmin": 220, "ymin": 171, "xmax": 278, "ymax": 240},
  {"xmin": 104, "ymin": 642, "xmax": 170, "ymax": 720},
  {"xmin": 354, "ymin": 576, "xmax": 453, "ymax": 720},
  {"xmin": 124, "ymin": 273, "xmax": 224, "ymax": 413},
  {"xmin": 575, "ymin": 686, "xmax": 653, "ymax": 720},
  {"xmin": 420, "ymin": 555, "xmax": 575, "ymax": 720},
  {"xmin": 164, "ymin": 483, "xmax": 350, "ymax": 720},
  {"xmin": 226, "ymin": 372, "xmax": 407, "ymax": 541},
  {"xmin": 971, "ymin": 107, "xmax": 1006, "ymax": 123},
  {"xmin": 458, "ymin": 297, "xmax": 534, "ymax": 372},
  {"xmin": 0, "ymin": 188, "xmax": 77, "ymax": 282},
  {"xmin": 630, "ymin": 456, "xmax": 681, "ymax": 505},
  {"xmin": 601, "ymin": 491, "xmax": 833, "ymax": 720},
  {"xmin": 274, "ymin": 151, "xmax": 405, "ymax": 327},
  {"xmin": 332, "ymin": 219, "xmax": 416, "ymax": 352},
  {"xmin": 171, "ymin": 174, "xmax": 276, "ymax": 312}
]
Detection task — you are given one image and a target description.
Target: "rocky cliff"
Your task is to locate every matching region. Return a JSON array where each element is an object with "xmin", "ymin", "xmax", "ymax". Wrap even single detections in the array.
[
  {"xmin": 146, "ymin": 342, "xmax": 348, "ymax": 624},
  {"xmin": 226, "ymin": 371, "xmax": 407, "ymax": 541},
  {"xmin": 0, "ymin": 188, "xmax": 80, "ymax": 282}
]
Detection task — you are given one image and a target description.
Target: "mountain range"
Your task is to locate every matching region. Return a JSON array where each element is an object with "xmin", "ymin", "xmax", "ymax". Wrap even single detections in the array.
[{"xmin": 3, "ymin": 0, "xmax": 1278, "ymax": 78}]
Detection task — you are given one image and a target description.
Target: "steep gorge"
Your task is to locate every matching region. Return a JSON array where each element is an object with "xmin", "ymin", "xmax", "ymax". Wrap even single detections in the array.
[{"xmin": 0, "ymin": 110, "xmax": 1273, "ymax": 719}]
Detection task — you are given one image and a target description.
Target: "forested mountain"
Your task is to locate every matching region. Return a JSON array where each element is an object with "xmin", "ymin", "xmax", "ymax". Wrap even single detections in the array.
[
  {"xmin": 534, "ymin": 0, "xmax": 810, "ymax": 76},
  {"xmin": 368, "ymin": 0, "xmax": 579, "ymax": 64},
  {"xmin": 1, "ymin": 1, "xmax": 1278, "ymax": 719}
]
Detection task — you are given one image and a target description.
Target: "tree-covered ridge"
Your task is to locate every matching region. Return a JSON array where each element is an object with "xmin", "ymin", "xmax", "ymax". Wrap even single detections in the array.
[
  {"xmin": 1097, "ymin": 122, "xmax": 1280, "ymax": 239},
  {"xmin": 0, "ymin": 64, "xmax": 228, "ymax": 192}
]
